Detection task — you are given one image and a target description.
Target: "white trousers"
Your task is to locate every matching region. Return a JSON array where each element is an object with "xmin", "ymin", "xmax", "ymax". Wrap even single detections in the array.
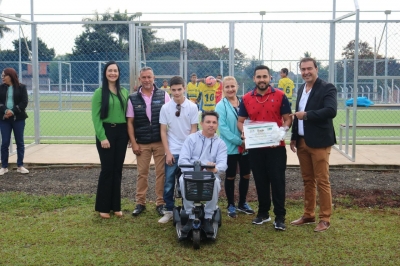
[{"xmin": 179, "ymin": 175, "xmax": 220, "ymax": 219}]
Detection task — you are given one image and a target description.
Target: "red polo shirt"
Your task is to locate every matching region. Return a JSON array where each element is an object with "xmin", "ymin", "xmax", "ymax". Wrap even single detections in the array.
[{"xmin": 239, "ymin": 87, "xmax": 291, "ymax": 147}]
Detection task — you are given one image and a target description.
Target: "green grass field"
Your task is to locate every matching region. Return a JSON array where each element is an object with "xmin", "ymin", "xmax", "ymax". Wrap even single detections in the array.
[
  {"xmin": 1, "ymin": 193, "xmax": 399, "ymax": 265},
  {"xmin": 22, "ymin": 96, "xmax": 400, "ymax": 144},
  {"xmin": 24, "ymin": 111, "xmax": 400, "ymax": 144}
]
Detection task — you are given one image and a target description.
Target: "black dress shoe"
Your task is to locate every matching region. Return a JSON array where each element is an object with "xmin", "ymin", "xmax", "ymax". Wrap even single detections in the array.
[{"xmin": 132, "ymin": 204, "xmax": 146, "ymax": 216}]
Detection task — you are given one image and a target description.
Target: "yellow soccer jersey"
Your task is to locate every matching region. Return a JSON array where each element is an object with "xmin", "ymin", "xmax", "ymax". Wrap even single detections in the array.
[
  {"xmin": 187, "ymin": 82, "xmax": 199, "ymax": 103},
  {"xmin": 198, "ymin": 82, "xmax": 219, "ymax": 111},
  {"xmin": 278, "ymin": 77, "xmax": 295, "ymax": 99},
  {"xmin": 160, "ymin": 86, "xmax": 171, "ymax": 95}
]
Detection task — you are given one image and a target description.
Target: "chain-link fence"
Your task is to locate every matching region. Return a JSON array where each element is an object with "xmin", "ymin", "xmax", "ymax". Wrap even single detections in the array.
[{"xmin": 0, "ymin": 12, "xmax": 399, "ymax": 145}]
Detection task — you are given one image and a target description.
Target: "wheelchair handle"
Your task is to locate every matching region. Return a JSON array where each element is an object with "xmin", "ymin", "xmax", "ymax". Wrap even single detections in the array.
[
  {"xmin": 178, "ymin": 164, "xmax": 215, "ymax": 169},
  {"xmin": 179, "ymin": 160, "xmax": 215, "ymax": 172}
]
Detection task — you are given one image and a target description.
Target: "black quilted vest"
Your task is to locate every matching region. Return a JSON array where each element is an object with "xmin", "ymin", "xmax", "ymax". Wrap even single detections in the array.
[{"xmin": 129, "ymin": 86, "xmax": 165, "ymax": 144}]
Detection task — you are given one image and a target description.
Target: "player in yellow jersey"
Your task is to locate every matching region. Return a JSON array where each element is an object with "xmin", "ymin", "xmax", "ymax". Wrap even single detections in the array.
[
  {"xmin": 160, "ymin": 79, "xmax": 171, "ymax": 96},
  {"xmin": 198, "ymin": 76, "xmax": 220, "ymax": 112},
  {"xmin": 278, "ymin": 68, "xmax": 295, "ymax": 107},
  {"xmin": 187, "ymin": 73, "xmax": 199, "ymax": 106}
]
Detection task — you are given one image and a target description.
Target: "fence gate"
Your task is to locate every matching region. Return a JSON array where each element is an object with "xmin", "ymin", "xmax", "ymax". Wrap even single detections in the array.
[{"xmin": 133, "ymin": 25, "xmax": 184, "ymax": 88}]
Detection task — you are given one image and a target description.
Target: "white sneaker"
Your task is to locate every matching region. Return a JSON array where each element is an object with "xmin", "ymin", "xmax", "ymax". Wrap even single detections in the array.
[
  {"xmin": 17, "ymin": 166, "xmax": 29, "ymax": 174},
  {"xmin": 0, "ymin": 168, "xmax": 8, "ymax": 175},
  {"xmin": 158, "ymin": 211, "xmax": 173, "ymax": 223}
]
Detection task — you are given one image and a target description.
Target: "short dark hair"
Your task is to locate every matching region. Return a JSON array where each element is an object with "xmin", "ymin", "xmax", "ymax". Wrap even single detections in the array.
[
  {"xmin": 254, "ymin": 65, "xmax": 270, "ymax": 76},
  {"xmin": 300, "ymin": 57, "xmax": 318, "ymax": 68},
  {"xmin": 281, "ymin": 68, "xmax": 288, "ymax": 75},
  {"xmin": 169, "ymin": 76, "xmax": 185, "ymax": 87},
  {"xmin": 190, "ymin": 73, "xmax": 197, "ymax": 77},
  {"xmin": 201, "ymin": 111, "xmax": 219, "ymax": 122}
]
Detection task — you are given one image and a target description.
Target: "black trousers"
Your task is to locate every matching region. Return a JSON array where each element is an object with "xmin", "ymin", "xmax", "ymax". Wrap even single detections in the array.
[
  {"xmin": 248, "ymin": 146, "xmax": 287, "ymax": 218},
  {"xmin": 224, "ymin": 153, "xmax": 251, "ymax": 207},
  {"xmin": 95, "ymin": 123, "xmax": 128, "ymax": 213}
]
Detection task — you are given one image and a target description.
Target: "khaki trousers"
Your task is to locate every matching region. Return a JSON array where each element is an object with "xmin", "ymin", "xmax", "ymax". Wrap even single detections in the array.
[
  {"xmin": 297, "ymin": 137, "xmax": 332, "ymax": 222},
  {"xmin": 135, "ymin": 141, "xmax": 165, "ymax": 206}
]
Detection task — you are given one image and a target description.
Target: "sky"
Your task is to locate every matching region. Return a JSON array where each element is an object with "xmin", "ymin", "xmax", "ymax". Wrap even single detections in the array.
[
  {"xmin": 2, "ymin": 0, "xmax": 400, "ymax": 21},
  {"xmin": 1, "ymin": 0, "xmax": 400, "ymax": 65}
]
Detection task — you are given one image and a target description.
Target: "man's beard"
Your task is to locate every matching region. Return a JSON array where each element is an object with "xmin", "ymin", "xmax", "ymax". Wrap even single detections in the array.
[{"xmin": 256, "ymin": 82, "xmax": 269, "ymax": 91}]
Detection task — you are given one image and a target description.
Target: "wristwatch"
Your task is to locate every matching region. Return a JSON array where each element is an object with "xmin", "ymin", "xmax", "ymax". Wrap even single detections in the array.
[{"xmin": 303, "ymin": 112, "xmax": 308, "ymax": 120}]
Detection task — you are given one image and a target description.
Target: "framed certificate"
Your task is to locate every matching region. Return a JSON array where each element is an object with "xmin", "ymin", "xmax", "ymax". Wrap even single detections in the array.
[{"xmin": 243, "ymin": 122, "xmax": 281, "ymax": 149}]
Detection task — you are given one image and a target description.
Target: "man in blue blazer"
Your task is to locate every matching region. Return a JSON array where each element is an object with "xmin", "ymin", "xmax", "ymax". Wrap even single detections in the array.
[{"xmin": 289, "ymin": 57, "xmax": 337, "ymax": 232}]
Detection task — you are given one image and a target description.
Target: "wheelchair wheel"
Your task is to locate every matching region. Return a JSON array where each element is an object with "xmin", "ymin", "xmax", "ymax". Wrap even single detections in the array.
[{"xmin": 192, "ymin": 229, "xmax": 201, "ymax": 249}]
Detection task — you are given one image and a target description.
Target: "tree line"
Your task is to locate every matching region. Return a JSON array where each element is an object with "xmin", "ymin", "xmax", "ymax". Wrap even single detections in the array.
[{"xmin": 0, "ymin": 11, "xmax": 398, "ymax": 92}]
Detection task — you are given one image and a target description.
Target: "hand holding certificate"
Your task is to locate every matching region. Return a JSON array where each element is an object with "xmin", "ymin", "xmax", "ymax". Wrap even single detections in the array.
[{"xmin": 243, "ymin": 121, "xmax": 286, "ymax": 149}]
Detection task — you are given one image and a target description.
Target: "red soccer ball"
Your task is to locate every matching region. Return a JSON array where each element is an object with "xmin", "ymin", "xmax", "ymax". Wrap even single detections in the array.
[{"xmin": 205, "ymin": 76, "xmax": 217, "ymax": 87}]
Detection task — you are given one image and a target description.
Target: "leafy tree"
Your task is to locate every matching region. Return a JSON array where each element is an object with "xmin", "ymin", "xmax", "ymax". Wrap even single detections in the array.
[
  {"xmin": 341, "ymin": 40, "xmax": 377, "ymax": 60},
  {"xmin": 11, "ymin": 38, "xmax": 55, "ymax": 61},
  {"xmin": 0, "ymin": 38, "xmax": 55, "ymax": 72},
  {"xmin": 338, "ymin": 39, "xmax": 400, "ymax": 96},
  {"xmin": 146, "ymin": 39, "xmax": 222, "ymax": 79},
  {"xmin": 83, "ymin": 9, "xmax": 133, "ymax": 48},
  {"xmin": 72, "ymin": 30, "xmax": 123, "ymax": 60},
  {"xmin": 70, "ymin": 9, "xmax": 157, "ymax": 84},
  {"xmin": 303, "ymin": 51, "xmax": 312, "ymax": 58},
  {"xmin": 0, "ymin": 19, "xmax": 12, "ymax": 39},
  {"xmin": 210, "ymin": 45, "xmax": 247, "ymax": 74},
  {"xmin": 82, "ymin": 9, "xmax": 156, "ymax": 53}
]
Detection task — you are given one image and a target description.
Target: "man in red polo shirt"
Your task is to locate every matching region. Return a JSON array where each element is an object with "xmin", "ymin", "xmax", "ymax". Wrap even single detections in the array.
[{"xmin": 238, "ymin": 65, "xmax": 292, "ymax": 231}]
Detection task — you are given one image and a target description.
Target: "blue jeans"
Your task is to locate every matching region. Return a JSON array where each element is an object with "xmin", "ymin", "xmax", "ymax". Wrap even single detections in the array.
[
  {"xmin": 0, "ymin": 119, "xmax": 26, "ymax": 167},
  {"xmin": 163, "ymin": 154, "xmax": 180, "ymax": 211}
]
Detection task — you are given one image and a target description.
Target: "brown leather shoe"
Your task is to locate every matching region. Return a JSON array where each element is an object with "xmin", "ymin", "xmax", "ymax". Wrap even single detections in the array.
[
  {"xmin": 290, "ymin": 216, "xmax": 316, "ymax": 226},
  {"xmin": 314, "ymin": 221, "xmax": 330, "ymax": 232}
]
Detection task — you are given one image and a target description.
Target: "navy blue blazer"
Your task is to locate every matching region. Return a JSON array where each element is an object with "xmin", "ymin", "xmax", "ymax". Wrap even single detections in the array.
[{"xmin": 291, "ymin": 78, "xmax": 337, "ymax": 148}]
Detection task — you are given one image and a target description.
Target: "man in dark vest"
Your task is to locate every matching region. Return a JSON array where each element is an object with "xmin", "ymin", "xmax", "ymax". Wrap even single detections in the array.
[{"xmin": 127, "ymin": 66, "xmax": 171, "ymax": 217}]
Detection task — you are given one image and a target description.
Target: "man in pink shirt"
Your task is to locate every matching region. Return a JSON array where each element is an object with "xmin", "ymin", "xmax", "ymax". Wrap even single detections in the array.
[{"xmin": 127, "ymin": 66, "xmax": 170, "ymax": 217}]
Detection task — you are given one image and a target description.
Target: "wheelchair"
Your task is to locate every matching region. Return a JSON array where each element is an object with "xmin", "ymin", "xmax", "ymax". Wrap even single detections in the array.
[{"xmin": 173, "ymin": 161, "xmax": 222, "ymax": 249}]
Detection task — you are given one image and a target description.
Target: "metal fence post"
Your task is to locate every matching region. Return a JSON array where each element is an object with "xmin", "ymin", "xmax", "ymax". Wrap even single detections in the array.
[
  {"xmin": 58, "ymin": 61, "xmax": 62, "ymax": 111},
  {"xmin": 328, "ymin": 0, "xmax": 336, "ymax": 84},
  {"xmin": 31, "ymin": 23, "xmax": 40, "ymax": 144},
  {"xmin": 129, "ymin": 22, "xmax": 136, "ymax": 93},
  {"xmin": 229, "ymin": 22, "xmax": 234, "ymax": 76}
]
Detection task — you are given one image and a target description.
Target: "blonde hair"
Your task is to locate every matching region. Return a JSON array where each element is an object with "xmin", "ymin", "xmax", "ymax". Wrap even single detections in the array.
[{"xmin": 222, "ymin": 76, "xmax": 238, "ymax": 98}]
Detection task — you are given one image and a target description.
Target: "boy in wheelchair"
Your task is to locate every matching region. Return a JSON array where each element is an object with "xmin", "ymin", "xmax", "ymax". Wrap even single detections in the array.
[{"xmin": 178, "ymin": 111, "xmax": 227, "ymax": 234}]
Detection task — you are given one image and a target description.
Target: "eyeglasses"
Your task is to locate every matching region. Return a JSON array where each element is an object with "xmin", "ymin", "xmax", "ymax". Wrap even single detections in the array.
[
  {"xmin": 175, "ymin": 104, "xmax": 181, "ymax": 117},
  {"xmin": 1, "ymin": 74, "xmax": 7, "ymax": 78}
]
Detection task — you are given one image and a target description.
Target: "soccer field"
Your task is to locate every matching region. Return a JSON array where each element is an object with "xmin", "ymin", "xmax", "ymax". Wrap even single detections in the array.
[{"xmin": 22, "ymin": 108, "xmax": 400, "ymax": 144}]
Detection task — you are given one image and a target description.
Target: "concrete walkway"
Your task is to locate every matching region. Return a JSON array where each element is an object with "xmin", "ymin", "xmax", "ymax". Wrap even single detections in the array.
[{"xmin": 7, "ymin": 144, "xmax": 400, "ymax": 168}]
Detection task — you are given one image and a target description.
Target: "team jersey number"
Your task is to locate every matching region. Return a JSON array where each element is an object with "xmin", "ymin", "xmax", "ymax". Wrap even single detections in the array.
[{"xmin": 204, "ymin": 93, "xmax": 215, "ymax": 102}]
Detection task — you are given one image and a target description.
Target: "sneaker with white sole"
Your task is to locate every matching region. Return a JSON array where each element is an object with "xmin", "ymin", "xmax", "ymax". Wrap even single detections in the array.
[
  {"xmin": 227, "ymin": 204, "xmax": 237, "ymax": 218},
  {"xmin": 17, "ymin": 167, "xmax": 29, "ymax": 174},
  {"xmin": 158, "ymin": 211, "xmax": 173, "ymax": 223},
  {"xmin": 237, "ymin": 202, "xmax": 255, "ymax": 215},
  {"xmin": 274, "ymin": 217, "xmax": 286, "ymax": 231},
  {"xmin": 252, "ymin": 216, "xmax": 271, "ymax": 225},
  {"xmin": 0, "ymin": 168, "xmax": 8, "ymax": 175}
]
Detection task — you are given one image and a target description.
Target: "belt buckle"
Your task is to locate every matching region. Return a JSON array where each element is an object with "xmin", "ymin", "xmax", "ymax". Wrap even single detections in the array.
[{"xmin": 111, "ymin": 123, "xmax": 117, "ymax": 127}]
